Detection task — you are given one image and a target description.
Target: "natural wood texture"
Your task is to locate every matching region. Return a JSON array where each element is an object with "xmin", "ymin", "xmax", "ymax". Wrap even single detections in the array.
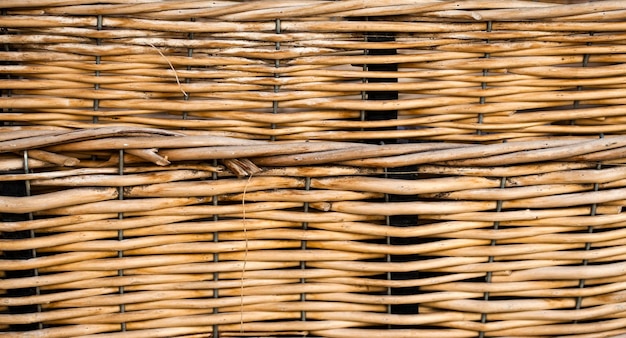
[
  {"xmin": 2, "ymin": 1, "xmax": 625, "ymax": 337},
  {"xmin": 2, "ymin": 2, "xmax": 626, "ymax": 141},
  {"xmin": 2, "ymin": 128, "xmax": 626, "ymax": 337}
]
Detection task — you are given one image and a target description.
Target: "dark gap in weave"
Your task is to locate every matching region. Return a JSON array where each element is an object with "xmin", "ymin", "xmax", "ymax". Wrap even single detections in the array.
[
  {"xmin": 362, "ymin": 29, "xmax": 430, "ymax": 322},
  {"xmin": 1, "ymin": 8, "xmax": 17, "ymax": 127},
  {"xmin": 211, "ymin": 159, "xmax": 222, "ymax": 338},
  {"xmin": 363, "ymin": 32, "xmax": 399, "ymax": 137},
  {"xmin": 270, "ymin": 18, "xmax": 282, "ymax": 142},
  {"xmin": 387, "ymin": 169, "xmax": 423, "ymax": 321},
  {"xmin": 117, "ymin": 150, "xmax": 127, "ymax": 332},
  {"xmin": 363, "ymin": 25, "xmax": 455, "ymax": 329},
  {"xmin": 0, "ymin": 180, "xmax": 41, "ymax": 331},
  {"xmin": 0, "ymin": 13, "xmax": 37, "ymax": 330},
  {"xmin": 92, "ymin": 15, "xmax": 102, "ymax": 124}
]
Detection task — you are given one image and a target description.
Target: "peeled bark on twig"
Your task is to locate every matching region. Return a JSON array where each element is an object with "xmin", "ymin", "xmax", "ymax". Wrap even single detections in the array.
[
  {"xmin": 125, "ymin": 148, "xmax": 170, "ymax": 166},
  {"xmin": 20, "ymin": 149, "xmax": 80, "ymax": 166},
  {"xmin": 222, "ymin": 158, "xmax": 261, "ymax": 177}
]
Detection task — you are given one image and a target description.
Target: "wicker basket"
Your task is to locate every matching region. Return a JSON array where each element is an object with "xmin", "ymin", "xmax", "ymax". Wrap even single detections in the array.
[{"xmin": 2, "ymin": 1, "xmax": 626, "ymax": 337}]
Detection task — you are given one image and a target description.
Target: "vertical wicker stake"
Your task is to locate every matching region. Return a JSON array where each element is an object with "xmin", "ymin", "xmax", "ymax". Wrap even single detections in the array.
[
  {"xmin": 573, "ymin": 40, "xmax": 598, "ymax": 320},
  {"xmin": 575, "ymin": 160, "xmax": 601, "ymax": 321},
  {"xmin": 478, "ymin": 20, "xmax": 493, "ymax": 338},
  {"xmin": 183, "ymin": 17, "xmax": 195, "ymax": 122},
  {"xmin": 479, "ymin": 174, "xmax": 506, "ymax": 338},
  {"xmin": 117, "ymin": 149, "xmax": 127, "ymax": 332},
  {"xmin": 212, "ymin": 159, "xmax": 221, "ymax": 338}
]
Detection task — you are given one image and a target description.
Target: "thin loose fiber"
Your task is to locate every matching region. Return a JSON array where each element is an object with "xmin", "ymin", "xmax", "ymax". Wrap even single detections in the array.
[{"xmin": 146, "ymin": 41, "xmax": 188, "ymax": 98}]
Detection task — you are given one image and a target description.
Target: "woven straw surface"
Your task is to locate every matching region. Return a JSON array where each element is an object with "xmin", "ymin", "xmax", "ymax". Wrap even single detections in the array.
[{"xmin": 2, "ymin": 1, "xmax": 626, "ymax": 337}]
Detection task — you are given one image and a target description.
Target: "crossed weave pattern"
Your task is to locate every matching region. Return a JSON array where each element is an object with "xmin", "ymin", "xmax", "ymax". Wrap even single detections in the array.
[{"xmin": 2, "ymin": 1, "xmax": 626, "ymax": 337}]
